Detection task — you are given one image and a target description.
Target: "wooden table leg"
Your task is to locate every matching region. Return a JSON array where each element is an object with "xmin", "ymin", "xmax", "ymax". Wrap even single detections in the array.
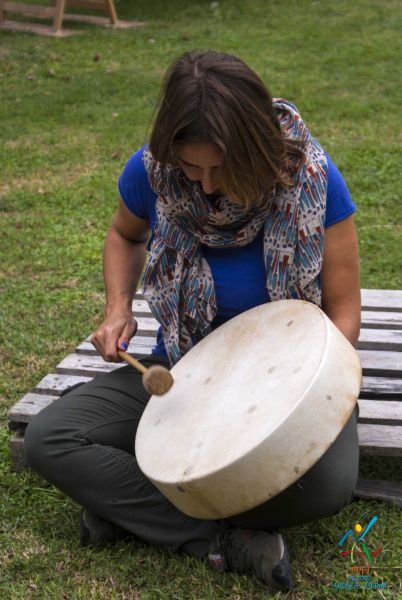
[
  {"xmin": 104, "ymin": 0, "xmax": 118, "ymax": 25},
  {"xmin": 53, "ymin": 0, "xmax": 66, "ymax": 33}
]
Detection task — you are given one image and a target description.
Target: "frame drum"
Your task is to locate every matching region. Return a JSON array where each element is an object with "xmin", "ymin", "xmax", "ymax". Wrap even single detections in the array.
[{"xmin": 135, "ymin": 300, "xmax": 361, "ymax": 519}]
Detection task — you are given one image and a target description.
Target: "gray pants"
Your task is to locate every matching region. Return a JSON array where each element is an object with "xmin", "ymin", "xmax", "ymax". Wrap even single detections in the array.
[{"xmin": 24, "ymin": 355, "xmax": 359, "ymax": 559}]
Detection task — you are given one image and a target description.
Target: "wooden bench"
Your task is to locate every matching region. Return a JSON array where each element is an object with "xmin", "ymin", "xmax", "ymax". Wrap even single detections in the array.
[
  {"xmin": 0, "ymin": 0, "xmax": 144, "ymax": 36},
  {"xmin": 8, "ymin": 289, "xmax": 402, "ymax": 507}
]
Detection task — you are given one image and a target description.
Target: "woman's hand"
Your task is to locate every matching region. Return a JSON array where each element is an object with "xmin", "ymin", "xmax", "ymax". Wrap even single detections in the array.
[{"xmin": 90, "ymin": 311, "xmax": 138, "ymax": 362}]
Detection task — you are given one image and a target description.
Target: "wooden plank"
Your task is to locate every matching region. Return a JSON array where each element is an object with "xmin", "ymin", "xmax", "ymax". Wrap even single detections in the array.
[
  {"xmin": 357, "ymin": 328, "xmax": 402, "ymax": 351},
  {"xmin": 34, "ymin": 373, "xmax": 92, "ymax": 395},
  {"xmin": 131, "ymin": 316, "xmax": 159, "ymax": 335},
  {"xmin": 358, "ymin": 424, "xmax": 402, "ymax": 456},
  {"xmin": 360, "ymin": 376, "xmax": 402, "ymax": 399},
  {"xmin": 361, "ymin": 311, "xmax": 402, "ymax": 330},
  {"xmin": 358, "ymin": 350, "xmax": 402, "ymax": 378},
  {"xmin": 9, "ymin": 431, "xmax": 29, "ymax": 472},
  {"xmin": 3, "ymin": 1, "xmax": 56, "ymax": 17},
  {"xmin": 361, "ymin": 289, "xmax": 402, "ymax": 312},
  {"xmin": 358, "ymin": 399, "xmax": 402, "ymax": 426},
  {"xmin": 131, "ymin": 299, "xmax": 153, "ymax": 316},
  {"xmin": 56, "ymin": 354, "xmax": 123, "ymax": 377},
  {"xmin": 8, "ymin": 393, "xmax": 58, "ymax": 427},
  {"xmin": 80, "ymin": 316, "xmax": 158, "ymax": 339},
  {"xmin": 56, "ymin": 351, "xmax": 158, "ymax": 376},
  {"xmin": 62, "ymin": 13, "xmax": 144, "ymax": 27},
  {"xmin": 66, "ymin": 0, "xmax": 105, "ymax": 9},
  {"xmin": 77, "ymin": 336, "xmax": 155, "ymax": 355},
  {"xmin": 354, "ymin": 479, "xmax": 402, "ymax": 508},
  {"xmin": 0, "ymin": 19, "xmax": 79, "ymax": 35}
]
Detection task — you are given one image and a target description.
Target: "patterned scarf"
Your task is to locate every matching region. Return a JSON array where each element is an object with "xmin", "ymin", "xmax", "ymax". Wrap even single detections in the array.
[{"xmin": 142, "ymin": 99, "xmax": 328, "ymax": 366}]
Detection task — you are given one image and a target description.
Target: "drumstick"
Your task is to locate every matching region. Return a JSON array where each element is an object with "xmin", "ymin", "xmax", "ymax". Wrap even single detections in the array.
[{"xmin": 117, "ymin": 349, "xmax": 174, "ymax": 396}]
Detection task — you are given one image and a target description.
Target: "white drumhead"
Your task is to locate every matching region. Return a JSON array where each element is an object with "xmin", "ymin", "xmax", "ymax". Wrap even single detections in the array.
[{"xmin": 135, "ymin": 300, "xmax": 361, "ymax": 519}]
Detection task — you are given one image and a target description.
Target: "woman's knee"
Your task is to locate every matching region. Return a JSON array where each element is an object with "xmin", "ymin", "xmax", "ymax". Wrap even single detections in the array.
[
  {"xmin": 24, "ymin": 400, "xmax": 78, "ymax": 476},
  {"xmin": 24, "ymin": 410, "xmax": 51, "ymax": 473}
]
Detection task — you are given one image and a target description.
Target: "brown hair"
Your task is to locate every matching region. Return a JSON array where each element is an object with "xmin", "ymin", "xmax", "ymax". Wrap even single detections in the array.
[{"xmin": 148, "ymin": 50, "xmax": 305, "ymax": 208}]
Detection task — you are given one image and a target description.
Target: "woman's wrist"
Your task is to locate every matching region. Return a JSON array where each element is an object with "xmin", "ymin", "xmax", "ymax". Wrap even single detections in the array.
[{"xmin": 105, "ymin": 300, "xmax": 134, "ymax": 319}]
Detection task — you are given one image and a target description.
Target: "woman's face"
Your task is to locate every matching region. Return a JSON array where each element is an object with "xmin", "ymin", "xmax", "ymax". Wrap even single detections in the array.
[{"xmin": 175, "ymin": 142, "xmax": 223, "ymax": 195}]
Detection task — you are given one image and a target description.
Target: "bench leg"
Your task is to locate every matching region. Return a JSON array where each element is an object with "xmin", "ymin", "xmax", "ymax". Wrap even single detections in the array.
[
  {"xmin": 354, "ymin": 478, "xmax": 402, "ymax": 509},
  {"xmin": 0, "ymin": 0, "xmax": 5, "ymax": 24}
]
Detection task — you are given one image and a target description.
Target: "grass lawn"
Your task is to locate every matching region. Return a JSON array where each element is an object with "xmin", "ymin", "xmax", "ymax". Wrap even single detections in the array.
[{"xmin": 1, "ymin": 0, "xmax": 401, "ymax": 598}]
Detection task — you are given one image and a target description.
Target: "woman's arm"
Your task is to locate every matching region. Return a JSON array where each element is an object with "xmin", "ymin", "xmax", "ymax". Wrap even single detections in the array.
[
  {"xmin": 90, "ymin": 199, "xmax": 151, "ymax": 362},
  {"xmin": 320, "ymin": 215, "xmax": 361, "ymax": 347}
]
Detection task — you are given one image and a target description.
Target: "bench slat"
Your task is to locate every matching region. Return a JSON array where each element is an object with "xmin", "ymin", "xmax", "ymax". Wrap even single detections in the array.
[
  {"xmin": 361, "ymin": 289, "xmax": 402, "ymax": 312},
  {"xmin": 131, "ymin": 299, "xmax": 154, "ymax": 316},
  {"xmin": 360, "ymin": 311, "xmax": 402, "ymax": 329},
  {"xmin": 77, "ymin": 337, "xmax": 155, "ymax": 355},
  {"xmin": 358, "ymin": 350, "xmax": 402, "ymax": 377},
  {"xmin": 8, "ymin": 393, "xmax": 59, "ymax": 427},
  {"xmin": 86, "ymin": 316, "xmax": 158, "ymax": 336},
  {"xmin": 353, "ymin": 479, "xmax": 402, "ymax": 508},
  {"xmin": 358, "ymin": 424, "xmax": 402, "ymax": 456},
  {"xmin": 130, "ymin": 316, "xmax": 159, "ymax": 335},
  {"xmin": 34, "ymin": 374, "xmax": 92, "ymax": 395},
  {"xmin": 56, "ymin": 355, "xmax": 120, "ymax": 377},
  {"xmin": 361, "ymin": 376, "xmax": 402, "ymax": 399},
  {"xmin": 357, "ymin": 329, "xmax": 402, "ymax": 351},
  {"xmin": 358, "ymin": 399, "xmax": 402, "ymax": 426}
]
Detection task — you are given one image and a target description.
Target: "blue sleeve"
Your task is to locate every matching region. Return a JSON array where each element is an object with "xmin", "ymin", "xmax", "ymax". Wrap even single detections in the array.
[
  {"xmin": 118, "ymin": 145, "xmax": 157, "ymax": 226},
  {"xmin": 324, "ymin": 154, "xmax": 356, "ymax": 228}
]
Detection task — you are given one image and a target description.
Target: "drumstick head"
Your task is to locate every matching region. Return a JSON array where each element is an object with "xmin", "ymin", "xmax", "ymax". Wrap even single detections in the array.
[{"xmin": 142, "ymin": 365, "xmax": 174, "ymax": 396}]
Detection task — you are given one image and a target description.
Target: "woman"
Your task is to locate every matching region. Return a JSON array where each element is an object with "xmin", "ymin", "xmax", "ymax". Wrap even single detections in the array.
[{"xmin": 24, "ymin": 50, "xmax": 361, "ymax": 593}]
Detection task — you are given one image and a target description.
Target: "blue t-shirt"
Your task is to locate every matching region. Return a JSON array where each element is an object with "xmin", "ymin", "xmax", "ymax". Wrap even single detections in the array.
[{"xmin": 118, "ymin": 145, "xmax": 356, "ymax": 356}]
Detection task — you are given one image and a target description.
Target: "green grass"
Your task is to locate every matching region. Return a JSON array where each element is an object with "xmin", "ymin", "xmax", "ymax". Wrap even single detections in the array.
[{"xmin": 1, "ymin": 0, "xmax": 401, "ymax": 597}]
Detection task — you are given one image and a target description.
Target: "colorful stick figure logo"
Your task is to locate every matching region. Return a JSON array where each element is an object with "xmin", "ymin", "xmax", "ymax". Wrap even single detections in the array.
[{"xmin": 338, "ymin": 516, "xmax": 382, "ymax": 564}]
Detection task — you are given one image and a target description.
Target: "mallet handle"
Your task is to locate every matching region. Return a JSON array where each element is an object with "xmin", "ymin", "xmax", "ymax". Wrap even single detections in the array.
[{"xmin": 117, "ymin": 349, "xmax": 147, "ymax": 375}]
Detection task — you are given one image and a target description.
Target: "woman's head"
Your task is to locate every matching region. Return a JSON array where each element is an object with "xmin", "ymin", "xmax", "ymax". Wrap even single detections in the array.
[{"xmin": 148, "ymin": 50, "xmax": 304, "ymax": 207}]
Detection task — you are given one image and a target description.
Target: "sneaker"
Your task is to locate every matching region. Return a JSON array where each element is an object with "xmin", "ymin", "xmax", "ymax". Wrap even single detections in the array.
[
  {"xmin": 208, "ymin": 528, "xmax": 293, "ymax": 592},
  {"xmin": 80, "ymin": 509, "xmax": 127, "ymax": 547}
]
